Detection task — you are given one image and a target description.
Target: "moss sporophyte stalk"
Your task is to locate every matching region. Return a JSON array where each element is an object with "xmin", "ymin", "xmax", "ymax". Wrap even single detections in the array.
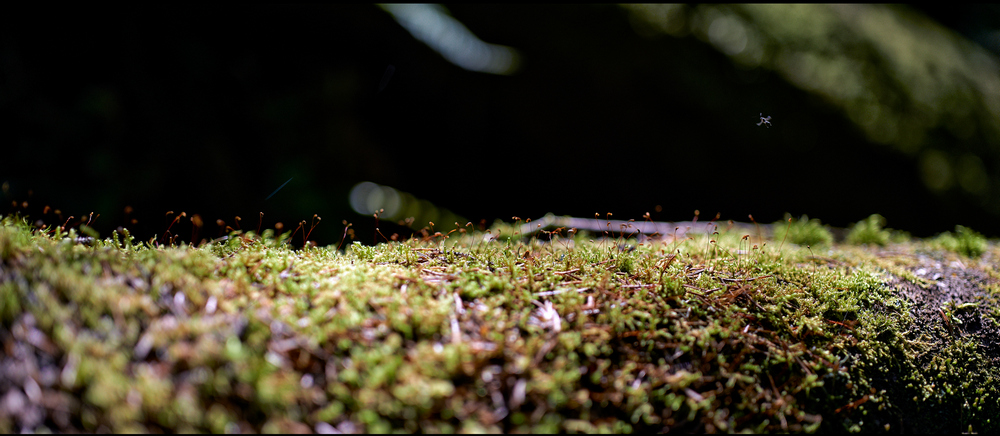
[{"xmin": 0, "ymin": 212, "xmax": 997, "ymax": 432}]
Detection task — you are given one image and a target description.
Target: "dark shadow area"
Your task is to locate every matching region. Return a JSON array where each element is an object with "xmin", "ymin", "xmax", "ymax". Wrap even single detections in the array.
[{"xmin": 2, "ymin": 5, "xmax": 998, "ymax": 245}]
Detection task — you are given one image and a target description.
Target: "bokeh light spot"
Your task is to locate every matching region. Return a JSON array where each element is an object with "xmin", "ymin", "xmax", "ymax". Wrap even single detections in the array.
[
  {"xmin": 956, "ymin": 154, "xmax": 989, "ymax": 197},
  {"xmin": 708, "ymin": 15, "xmax": 747, "ymax": 56},
  {"xmin": 919, "ymin": 149, "xmax": 953, "ymax": 192},
  {"xmin": 381, "ymin": 4, "xmax": 522, "ymax": 75}
]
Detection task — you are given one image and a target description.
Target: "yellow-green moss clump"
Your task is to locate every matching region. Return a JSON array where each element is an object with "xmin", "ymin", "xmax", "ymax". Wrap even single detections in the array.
[
  {"xmin": 771, "ymin": 214, "xmax": 834, "ymax": 247},
  {"xmin": 0, "ymin": 213, "xmax": 997, "ymax": 432},
  {"xmin": 934, "ymin": 225, "xmax": 989, "ymax": 258}
]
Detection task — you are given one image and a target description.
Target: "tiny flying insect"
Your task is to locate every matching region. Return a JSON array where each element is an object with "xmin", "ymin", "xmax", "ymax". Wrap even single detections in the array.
[{"xmin": 757, "ymin": 113, "xmax": 772, "ymax": 128}]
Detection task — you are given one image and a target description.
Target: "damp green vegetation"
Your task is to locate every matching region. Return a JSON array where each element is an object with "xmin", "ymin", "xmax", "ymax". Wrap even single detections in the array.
[
  {"xmin": 846, "ymin": 214, "xmax": 892, "ymax": 246},
  {"xmin": 771, "ymin": 214, "xmax": 834, "ymax": 248},
  {"xmin": 0, "ymin": 212, "xmax": 998, "ymax": 433},
  {"xmin": 933, "ymin": 226, "xmax": 989, "ymax": 259}
]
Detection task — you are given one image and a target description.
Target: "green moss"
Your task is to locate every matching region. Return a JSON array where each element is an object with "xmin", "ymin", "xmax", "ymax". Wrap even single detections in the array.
[
  {"xmin": 0, "ymin": 212, "xmax": 996, "ymax": 433},
  {"xmin": 846, "ymin": 213, "xmax": 892, "ymax": 246},
  {"xmin": 933, "ymin": 225, "xmax": 988, "ymax": 258},
  {"xmin": 772, "ymin": 214, "xmax": 834, "ymax": 247}
]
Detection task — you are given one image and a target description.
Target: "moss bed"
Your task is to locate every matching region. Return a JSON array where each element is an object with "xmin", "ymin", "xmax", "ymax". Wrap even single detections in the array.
[{"xmin": 0, "ymin": 213, "xmax": 997, "ymax": 433}]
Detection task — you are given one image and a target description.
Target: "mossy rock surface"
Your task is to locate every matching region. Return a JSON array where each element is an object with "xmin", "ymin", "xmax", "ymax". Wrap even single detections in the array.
[{"xmin": 0, "ymin": 214, "xmax": 997, "ymax": 433}]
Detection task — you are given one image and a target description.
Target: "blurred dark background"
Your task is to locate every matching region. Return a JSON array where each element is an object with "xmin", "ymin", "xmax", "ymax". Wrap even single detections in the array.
[{"xmin": 3, "ymin": 5, "xmax": 1000, "ymax": 245}]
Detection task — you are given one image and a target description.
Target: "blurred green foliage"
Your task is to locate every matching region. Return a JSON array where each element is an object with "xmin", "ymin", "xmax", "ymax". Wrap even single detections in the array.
[
  {"xmin": 846, "ymin": 214, "xmax": 891, "ymax": 246},
  {"xmin": 934, "ymin": 225, "xmax": 989, "ymax": 258},
  {"xmin": 771, "ymin": 214, "xmax": 834, "ymax": 247},
  {"xmin": 626, "ymin": 4, "xmax": 1000, "ymax": 216}
]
